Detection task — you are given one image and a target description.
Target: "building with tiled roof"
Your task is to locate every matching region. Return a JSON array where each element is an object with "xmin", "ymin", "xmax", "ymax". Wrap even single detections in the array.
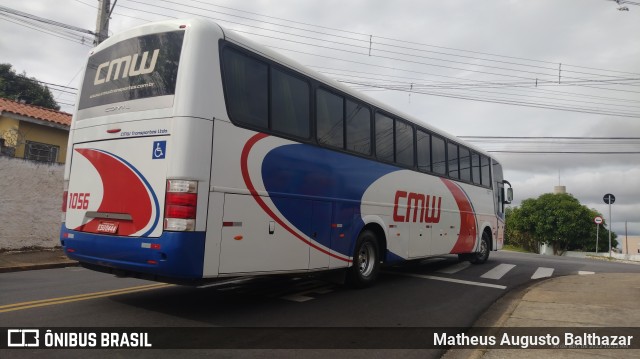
[{"xmin": 0, "ymin": 97, "xmax": 71, "ymax": 164}]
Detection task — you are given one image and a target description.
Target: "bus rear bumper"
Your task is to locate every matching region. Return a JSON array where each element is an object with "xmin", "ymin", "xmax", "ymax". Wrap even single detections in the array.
[{"xmin": 60, "ymin": 225, "xmax": 205, "ymax": 281}]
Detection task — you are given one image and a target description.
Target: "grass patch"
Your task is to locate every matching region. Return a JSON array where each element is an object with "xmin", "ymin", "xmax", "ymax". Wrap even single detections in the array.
[{"xmin": 502, "ymin": 244, "xmax": 534, "ymax": 253}]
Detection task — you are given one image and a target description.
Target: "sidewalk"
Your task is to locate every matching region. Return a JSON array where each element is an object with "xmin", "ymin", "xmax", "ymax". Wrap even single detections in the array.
[
  {"xmin": 444, "ymin": 273, "xmax": 640, "ymax": 359},
  {"xmin": 0, "ymin": 248, "xmax": 77, "ymax": 273}
]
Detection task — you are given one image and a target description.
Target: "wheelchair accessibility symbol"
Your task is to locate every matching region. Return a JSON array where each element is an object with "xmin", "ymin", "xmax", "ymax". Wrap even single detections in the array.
[{"xmin": 152, "ymin": 141, "xmax": 166, "ymax": 159}]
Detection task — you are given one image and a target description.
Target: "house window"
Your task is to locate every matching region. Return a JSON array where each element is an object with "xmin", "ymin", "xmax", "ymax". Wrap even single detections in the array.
[{"xmin": 24, "ymin": 141, "xmax": 59, "ymax": 163}]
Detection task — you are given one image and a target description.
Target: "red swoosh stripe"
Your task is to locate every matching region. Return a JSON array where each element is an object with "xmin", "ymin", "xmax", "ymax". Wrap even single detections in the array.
[
  {"xmin": 441, "ymin": 178, "xmax": 478, "ymax": 253},
  {"xmin": 74, "ymin": 148, "xmax": 152, "ymax": 236}
]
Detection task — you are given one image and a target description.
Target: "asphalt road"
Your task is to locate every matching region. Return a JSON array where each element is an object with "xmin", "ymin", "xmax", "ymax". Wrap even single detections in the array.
[{"xmin": 2, "ymin": 250, "xmax": 639, "ymax": 358}]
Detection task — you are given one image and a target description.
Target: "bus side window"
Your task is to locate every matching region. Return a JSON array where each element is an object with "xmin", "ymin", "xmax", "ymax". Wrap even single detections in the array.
[
  {"xmin": 221, "ymin": 48, "xmax": 268, "ymax": 129},
  {"xmin": 271, "ymin": 68, "xmax": 310, "ymax": 139},
  {"xmin": 459, "ymin": 146, "xmax": 471, "ymax": 182},
  {"xmin": 448, "ymin": 142, "xmax": 459, "ymax": 179},
  {"xmin": 395, "ymin": 120, "xmax": 414, "ymax": 168},
  {"xmin": 432, "ymin": 135, "xmax": 446, "ymax": 175},
  {"xmin": 416, "ymin": 130, "xmax": 431, "ymax": 173},
  {"xmin": 346, "ymin": 100, "xmax": 371, "ymax": 155},
  {"xmin": 471, "ymin": 152, "xmax": 481, "ymax": 185},
  {"xmin": 480, "ymin": 155, "xmax": 491, "ymax": 186},
  {"xmin": 317, "ymin": 89, "xmax": 344, "ymax": 149},
  {"xmin": 375, "ymin": 113, "xmax": 394, "ymax": 163}
]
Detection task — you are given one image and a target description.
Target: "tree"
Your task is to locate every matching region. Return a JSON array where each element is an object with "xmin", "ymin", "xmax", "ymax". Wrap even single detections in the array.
[
  {"xmin": 505, "ymin": 193, "xmax": 617, "ymax": 255},
  {"xmin": 0, "ymin": 63, "xmax": 60, "ymax": 110}
]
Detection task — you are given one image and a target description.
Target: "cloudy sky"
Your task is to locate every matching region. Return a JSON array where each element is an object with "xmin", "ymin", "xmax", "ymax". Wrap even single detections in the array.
[{"xmin": 1, "ymin": 0, "xmax": 639, "ymax": 237}]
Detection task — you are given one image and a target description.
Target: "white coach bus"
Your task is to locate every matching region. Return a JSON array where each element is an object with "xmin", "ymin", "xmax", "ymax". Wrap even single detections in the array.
[{"xmin": 60, "ymin": 18, "xmax": 513, "ymax": 287}]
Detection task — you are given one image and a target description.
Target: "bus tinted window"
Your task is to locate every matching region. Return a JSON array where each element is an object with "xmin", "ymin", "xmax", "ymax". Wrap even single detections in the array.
[
  {"xmin": 317, "ymin": 89, "xmax": 344, "ymax": 148},
  {"xmin": 346, "ymin": 100, "xmax": 371, "ymax": 155},
  {"xmin": 395, "ymin": 120, "xmax": 414, "ymax": 167},
  {"xmin": 448, "ymin": 142, "xmax": 459, "ymax": 179},
  {"xmin": 416, "ymin": 130, "xmax": 431, "ymax": 173},
  {"xmin": 221, "ymin": 47, "xmax": 268, "ymax": 129},
  {"xmin": 375, "ymin": 113, "xmax": 394, "ymax": 162},
  {"xmin": 79, "ymin": 31, "xmax": 185, "ymax": 110},
  {"xmin": 271, "ymin": 68, "xmax": 310, "ymax": 138},
  {"xmin": 472, "ymin": 152, "xmax": 481, "ymax": 184},
  {"xmin": 481, "ymin": 155, "xmax": 491, "ymax": 186},
  {"xmin": 432, "ymin": 135, "xmax": 446, "ymax": 175},
  {"xmin": 459, "ymin": 146, "xmax": 471, "ymax": 182}
]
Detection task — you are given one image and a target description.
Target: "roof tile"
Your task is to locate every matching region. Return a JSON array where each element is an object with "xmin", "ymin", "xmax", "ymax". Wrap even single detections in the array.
[{"xmin": 0, "ymin": 97, "xmax": 71, "ymax": 127}]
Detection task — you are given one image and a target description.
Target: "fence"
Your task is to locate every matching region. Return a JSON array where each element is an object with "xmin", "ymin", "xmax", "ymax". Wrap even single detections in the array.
[{"xmin": 0, "ymin": 156, "xmax": 63, "ymax": 250}]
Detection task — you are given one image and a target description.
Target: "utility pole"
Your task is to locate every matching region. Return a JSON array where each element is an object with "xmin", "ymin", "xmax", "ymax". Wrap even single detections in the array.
[{"xmin": 94, "ymin": 0, "xmax": 111, "ymax": 45}]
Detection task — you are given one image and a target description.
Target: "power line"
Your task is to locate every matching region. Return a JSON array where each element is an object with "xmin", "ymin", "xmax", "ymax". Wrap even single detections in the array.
[
  {"xmin": 459, "ymin": 136, "xmax": 640, "ymax": 140},
  {"xmin": 0, "ymin": 4, "xmax": 94, "ymax": 35},
  {"xmin": 458, "ymin": 136, "xmax": 640, "ymax": 155},
  {"xmin": 311, "ymin": 66, "xmax": 640, "ymax": 105},
  {"xmin": 488, "ymin": 151, "xmax": 640, "ymax": 154},
  {"xmin": 147, "ymin": 0, "xmax": 640, "ymax": 78},
  {"xmin": 111, "ymin": 0, "xmax": 640, "ymax": 118},
  {"xmin": 0, "ymin": 5, "xmax": 93, "ymax": 47},
  {"xmin": 121, "ymin": 0, "xmax": 640, "ymax": 88}
]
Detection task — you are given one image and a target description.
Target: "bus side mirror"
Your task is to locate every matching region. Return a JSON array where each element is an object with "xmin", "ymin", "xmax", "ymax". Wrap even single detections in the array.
[{"xmin": 502, "ymin": 180, "xmax": 513, "ymax": 204}]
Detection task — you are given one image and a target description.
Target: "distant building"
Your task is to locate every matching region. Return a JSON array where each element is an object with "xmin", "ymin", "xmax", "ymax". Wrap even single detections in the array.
[
  {"xmin": 622, "ymin": 235, "xmax": 640, "ymax": 255},
  {"xmin": 553, "ymin": 185, "xmax": 566, "ymax": 194},
  {"xmin": 0, "ymin": 98, "xmax": 71, "ymax": 164}
]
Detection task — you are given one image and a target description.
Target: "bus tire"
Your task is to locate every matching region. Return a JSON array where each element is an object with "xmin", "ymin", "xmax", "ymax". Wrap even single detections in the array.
[
  {"xmin": 469, "ymin": 231, "xmax": 490, "ymax": 264},
  {"xmin": 346, "ymin": 229, "xmax": 380, "ymax": 288}
]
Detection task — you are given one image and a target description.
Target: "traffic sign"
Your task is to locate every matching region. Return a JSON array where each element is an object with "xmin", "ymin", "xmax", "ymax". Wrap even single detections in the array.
[
  {"xmin": 594, "ymin": 216, "xmax": 603, "ymax": 225},
  {"xmin": 603, "ymin": 194, "xmax": 615, "ymax": 204}
]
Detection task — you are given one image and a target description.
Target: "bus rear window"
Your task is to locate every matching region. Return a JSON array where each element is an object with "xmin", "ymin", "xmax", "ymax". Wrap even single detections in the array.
[{"xmin": 78, "ymin": 31, "xmax": 184, "ymax": 110}]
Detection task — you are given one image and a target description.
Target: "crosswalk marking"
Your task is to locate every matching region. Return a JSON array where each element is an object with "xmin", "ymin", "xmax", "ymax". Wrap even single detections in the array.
[
  {"xmin": 437, "ymin": 261, "xmax": 471, "ymax": 274},
  {"xmin": 397, "ymin": 272, "xmax": 507, "ymax": 290},
  {"xmin": 531, "ymin": 267, "xmax": 554, "ymax": 279},
  {"xmin": 281, "ymin": 294, "xmax": 315, "ymax": 302},
  {"xmin": 194, "ymin": 263, "xmax": 601, "ymax": 303},
  {"xmin": 480, "ymin": 263, "xmax": 516, "ymax": 280}
]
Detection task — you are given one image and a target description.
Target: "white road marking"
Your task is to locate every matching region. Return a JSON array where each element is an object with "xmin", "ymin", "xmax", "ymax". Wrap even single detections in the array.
[
  {"xmin": 437, "ymin": 261, "xmax": 471, "ymax": 274},
  {"xmin": 280, "ymin": 284, "xmax": 335, "ymax": 302},
  {"xmin": 480, "ymin": 263, "xmax": 516, "ymax": 280},
  {"xmin": 394, "ymin": 273, "xmax": 506, "ymax": 290},
  {"xmin": 578, "ymin": 271, "xmax": 595, "ymax": 275},
  {"xmin": 280, "ymin": 294, "xmax": 315, "ymax": 302},
  {"xmin": 531, "ymin": 267, "xmax": 554, "ymax": 279}
]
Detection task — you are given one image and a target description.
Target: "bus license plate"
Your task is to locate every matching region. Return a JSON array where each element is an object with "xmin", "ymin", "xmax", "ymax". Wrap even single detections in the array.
[{"xmin": 97, "ymin": 221, "xmax": 119, "ymax": 234}]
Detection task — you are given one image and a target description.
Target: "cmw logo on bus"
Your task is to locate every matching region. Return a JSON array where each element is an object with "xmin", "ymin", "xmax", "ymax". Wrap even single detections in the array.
[
  {"xmin": 93, "ymin": 49, "xmax": 160, "ymax": 85},
  {"xmin": 393, "ymin": 190, "xmax": 442, "ymax": 223}
]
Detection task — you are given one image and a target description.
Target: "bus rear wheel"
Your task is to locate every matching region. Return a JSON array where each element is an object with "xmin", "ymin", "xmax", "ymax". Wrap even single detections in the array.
[{"xmin": 346, "ymin": 229, "xmax": 380, "ymax": 288}]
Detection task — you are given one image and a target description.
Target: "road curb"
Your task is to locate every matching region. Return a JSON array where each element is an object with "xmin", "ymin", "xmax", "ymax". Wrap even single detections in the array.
[{"xmin": 0, "ymin": 261, "xmax": 79, "ymax": 273}]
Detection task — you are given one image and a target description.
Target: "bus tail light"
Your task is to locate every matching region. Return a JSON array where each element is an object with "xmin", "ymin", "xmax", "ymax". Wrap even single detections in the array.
[
  {"xmin": 62, "ymin": 180, "xmax": 69, "ymax": 213},
  {"xmin": 164, "ymin": 180, "xmax": 197, "ymax": 231},
  {"xmin": 61, "ymin": 180, "xmax": 69, "ymax": 223}
]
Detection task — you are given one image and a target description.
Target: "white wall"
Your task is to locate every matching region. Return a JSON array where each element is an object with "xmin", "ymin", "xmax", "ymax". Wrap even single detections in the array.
[{"xmin": 0, "ymin": 156, "xmax": 63, "ymax": 250}]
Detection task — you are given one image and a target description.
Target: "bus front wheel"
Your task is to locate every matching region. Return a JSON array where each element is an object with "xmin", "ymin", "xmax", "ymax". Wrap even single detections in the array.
[
  {"xmin": 346, "ymin": 230, "xmax": 380, "ymax": 288},
  {"xmin": 467, "ymin": 232, "xmax": 490, "ymax": 264}
]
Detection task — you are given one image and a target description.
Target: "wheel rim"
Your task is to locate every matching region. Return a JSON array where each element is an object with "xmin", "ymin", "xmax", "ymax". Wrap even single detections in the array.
[
  {"xmin": 358, "ymin": 242, "xmax": 376, "ymax": 277},
  {"xmin": 478, "ymin": 237, "xmax": 488, "ymax": 259}
]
